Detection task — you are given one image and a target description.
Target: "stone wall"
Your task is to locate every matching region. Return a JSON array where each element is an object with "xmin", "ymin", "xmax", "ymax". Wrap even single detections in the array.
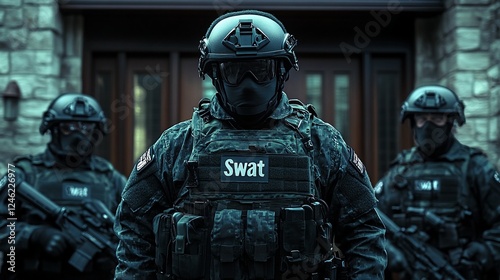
[
  {"xmin": 415, "ymin": 0, "xmax": 500, "ymax": 170},
  {"xmin": 0, "ymin": 0, "xmax": 83, "ymax": 175}
]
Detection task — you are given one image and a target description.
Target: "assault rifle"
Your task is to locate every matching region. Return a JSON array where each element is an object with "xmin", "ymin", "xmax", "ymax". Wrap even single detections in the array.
[
  {"xmin": 16, "ymin": 180, "xmax": 118, "ymax": 272},
  {"xmin": 375, "ymin": 208, "xmax": 465, "ymax": 280}
]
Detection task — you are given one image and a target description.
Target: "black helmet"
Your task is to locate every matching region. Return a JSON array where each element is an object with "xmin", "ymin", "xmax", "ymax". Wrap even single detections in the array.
[
  {"xmin": 400, "ymin": 85, "xmax": 465, "ymax": 126},
  {"xmin": 198, "ymin": 10, "xmax": 299, "ymax": 79},
  {"xmin": 39, "ymin": 92, "xmax": 108, "ymax": 135}
]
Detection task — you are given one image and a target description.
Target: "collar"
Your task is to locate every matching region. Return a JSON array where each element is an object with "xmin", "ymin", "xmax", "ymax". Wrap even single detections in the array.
[
  {"xmin": 407, "ymin": 138, "xmax": 469, "ymax": 163},
  {"xmin": 209, "ymin": 92, "xmax": 294, "ymax": 121},
  {"xmin": 41, "ymin": 146, "xmax": 94, "ymax": 169}
]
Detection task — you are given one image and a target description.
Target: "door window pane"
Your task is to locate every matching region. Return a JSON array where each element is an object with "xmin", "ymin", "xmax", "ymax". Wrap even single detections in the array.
[
  {"xmin": 334, "ymin": 74, "xmax": 350, "ymax": 141},
  {"xmin": 133, "ymin": 73, "xmax": 162, "ymax": 160},
  {"xmin": 306, "ymin": 73, "xmax": 322, "ymax": 117},
  {"xmin": 95, "ymin": 71, "xmax": 112, "ymax": 158},
  {"xmin": 377, "ymin": 72, "xmax": 401, "ymax": 177}
]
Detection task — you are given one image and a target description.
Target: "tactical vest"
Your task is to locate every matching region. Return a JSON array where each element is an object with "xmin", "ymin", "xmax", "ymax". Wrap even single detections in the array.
[
  {"xmin": 15, "ymin": 154, "xmax": 115, "ymax": 211},
  {"xmin": 391, "ymin": 154, "xmax": 475, "ymax": 251},
  {"xmin": 154, "ymin": 100, "xmax": 335, "ymax": 280}
]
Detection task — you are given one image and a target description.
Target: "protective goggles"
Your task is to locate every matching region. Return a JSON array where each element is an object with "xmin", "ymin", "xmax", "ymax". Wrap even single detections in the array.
[
  {"xmin": 414, "ymin": 113, "xmax": 448, "ymax": 127},
  {"xmin": 59, "ymin": 121, "xmax": 96, "ymax": 135},
  {"xmin": 219, "ymin": 59, "xmax": 276, "ymax": 85}
]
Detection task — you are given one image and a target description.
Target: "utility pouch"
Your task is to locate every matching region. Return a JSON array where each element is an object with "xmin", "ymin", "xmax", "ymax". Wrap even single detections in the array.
[
  {"xmin": 438, "ymin": 223, "xmax": 459, "ymax": 249},
  {"xmin": 211, "ymin": 209, "xmax": 244, "ymax": 280},
  {"xmin": 172, "ymin": 213, "xmax": 206, "ymax": 279},
  {"xmin": 303, "ymin": 204, "xmax": 318, "ymax": 255},
  {"xmin": 282, "ymin": 207, "xmax": 306, "ymax": 255},
  {"xmin": 245, "ymin": 209, "xmax": 277, "ymax": 279},
  {"xmin": 153, "ymin": 208, "xmax": 175, "ymax": 279}
]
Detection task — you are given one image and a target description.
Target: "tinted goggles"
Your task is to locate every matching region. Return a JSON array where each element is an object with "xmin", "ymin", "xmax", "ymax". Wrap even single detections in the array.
[
  {"xmin": 414, "ymin": 113, "xmax": 448, "ymax": 127},
  {"xmin": 219, "ymin": 59, "xmax": 276, "ymax": 85},
  {"xmin": 59, "ymin": 121, "xmax": 96, "ymax": 135}
]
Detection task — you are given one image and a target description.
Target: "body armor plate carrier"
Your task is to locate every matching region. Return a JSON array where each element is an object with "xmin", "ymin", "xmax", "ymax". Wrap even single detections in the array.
[
  {"xmin": 154, "ymin": 99, "xmax": 336, "ymax": 280},
  {"xmin": 391, "ymin": 154, "xmax": 478, "ymax": 270}
]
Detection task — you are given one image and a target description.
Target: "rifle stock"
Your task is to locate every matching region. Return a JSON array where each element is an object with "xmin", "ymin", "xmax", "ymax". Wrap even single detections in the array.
[
  {"xmin": 375, "ymin": 208, "xmax": 465, "ymax": 280},
  {"xmin": 17, "ymin": 180, "xmax": 118, "ymax": 272}
]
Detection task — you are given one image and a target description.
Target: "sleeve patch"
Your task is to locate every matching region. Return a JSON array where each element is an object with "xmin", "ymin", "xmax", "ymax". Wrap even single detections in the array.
[
  {"xmin": 136, "ymin": 148, "xmax": 154, "ymax": 172},
  {"xmin": 494, "ymin": 171, "xmax": 500, "ymax": 183},
  {"xmin": 350, "ymin": 148, "xmax": 366, "ymax": 175}
]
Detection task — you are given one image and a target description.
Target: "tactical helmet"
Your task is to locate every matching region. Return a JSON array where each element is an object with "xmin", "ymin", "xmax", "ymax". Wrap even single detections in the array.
[
  {"xmin": 400, "ymin": 85, "xmax": 465, "ymax": 126},
  {"xmin": 39, "ymin": 93, "xmax": 108, "ymax": 135},
  {"xmin": 198, "ymin": 10, "xmax": 299, "ymax": 79}
]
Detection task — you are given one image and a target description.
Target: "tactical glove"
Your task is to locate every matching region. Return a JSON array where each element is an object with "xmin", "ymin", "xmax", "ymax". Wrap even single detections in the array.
[
  {"xmin": 29, "ymin": 226, "xmax": 69, "ymax": 257},
  {"xmin": 461, "ymin": 241, "xmax": 493, "ymax": 271}
]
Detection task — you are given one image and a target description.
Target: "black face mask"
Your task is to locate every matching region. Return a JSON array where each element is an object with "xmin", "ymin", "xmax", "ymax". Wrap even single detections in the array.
[
  {"xmin": 222, "ymin": 76, "xmax": 278, "ymax": 117},
  {"xmin": 49, "ymin": 129, "xmax": 100, "ymax": 166},
  {"xmin": 414, "ymin": 121, "xmax": 454, "ymax": 158}
]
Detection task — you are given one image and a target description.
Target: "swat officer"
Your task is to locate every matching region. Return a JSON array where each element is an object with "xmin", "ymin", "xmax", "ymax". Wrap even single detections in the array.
[
  {"xmin": 376, "ymin": 85, "xmax": 500, "ymax": 279},
  {"xmin": 0, "ymin": 93, "xmax": 127, "ymax": 280},
  {"xmin": 114, "ymin": 10, "xmax": 387, "ymax": 279}
]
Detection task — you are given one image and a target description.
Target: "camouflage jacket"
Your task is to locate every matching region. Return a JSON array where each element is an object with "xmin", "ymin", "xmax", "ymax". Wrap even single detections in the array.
[{"xmin": 114, "ymin": 93, "xmax": 387, "ymax": 279}]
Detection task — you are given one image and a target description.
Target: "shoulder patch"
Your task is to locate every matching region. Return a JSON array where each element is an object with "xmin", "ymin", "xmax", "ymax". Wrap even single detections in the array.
[
  {"xmin": 374, "ymin": 181, "xmax": 383, "ymax": 194},
  {"xmin": 136, "ymin": 148, "xmax": 154, "ymax": 172},
  {"xmin": 350, "ymin": 148, "xmax": 365, "ymax": 175},
  {"xmin": 494, "ymin": 171, "xmax": 500, "ymax": 184}
]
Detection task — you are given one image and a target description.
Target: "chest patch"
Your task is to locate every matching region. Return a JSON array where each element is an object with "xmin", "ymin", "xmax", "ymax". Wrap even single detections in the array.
[
  {"xmin": 62, "ymin": 182, "xmax": 90, "ymax": 199},
  {"xmin": 221, "ymin": 155, "xmax": 269, "ymax": 183},
  {"xmin": 413, "ymin": 179, "xmax": 440, "ymax": 192}
]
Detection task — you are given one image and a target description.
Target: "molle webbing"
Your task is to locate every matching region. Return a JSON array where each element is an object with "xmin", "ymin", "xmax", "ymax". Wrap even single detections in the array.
[{"xmin": 192, "ymin": 154, "xmax": 312, "ymax": 194}]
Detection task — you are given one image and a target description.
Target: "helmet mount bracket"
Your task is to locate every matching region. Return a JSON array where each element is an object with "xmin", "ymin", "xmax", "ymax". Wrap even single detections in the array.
[
  {"xmin": 414, "ymin": 91, "xmax": 447, "ymax": 109},
  {"xmin": 222, "ymin": 19, "xmax": 270, "ymax": 55}
]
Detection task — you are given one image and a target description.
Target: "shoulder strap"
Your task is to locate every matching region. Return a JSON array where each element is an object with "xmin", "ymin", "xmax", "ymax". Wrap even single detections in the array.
[
  {"xmin": 284, "ymin": 99, "xmax": 315, "ymax": 152},
  {"xmin": 190, "ymin": 98, "xmax": 211, "ymax": 145}
]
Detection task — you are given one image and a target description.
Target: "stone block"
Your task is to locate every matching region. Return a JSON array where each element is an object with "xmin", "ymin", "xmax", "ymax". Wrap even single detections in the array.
[
  {"xmin": 11, "ymin": 50, "xmax": 36, "ymax": 73},
  {"xmin": 487, "ymin": 65, "xmax": 499, "ymax": 82},
  {"xmin": 4, "ymin": 7, "xmax": 23, "ymax": 28},
  {"xmin": 454, "ymin": 7, "xmax": 483, "ymax": 28},
  {"xmin": 7, "ymin": 28, "xmax": 28, "ymax": 50},
  {"xmin": 456, "ymin": 27, "xmax": 480, "ymax": 50},
  {"xmin": 38, "ymin": 5, "xmax": 59, "ymax": 30},
  {"xmin": 465, "ymin": 97, "xmax": 492, "ymax": 117},
  {"xmin": 27, "ymin": 30, "xmax": 56, "ymax": 50},
  {"xmin": 19, "ymin": 99, "xmax": 47, "ymax": 118},
  {"xmin": 33, "ymin": 77, "xmax": 62, "ymax": 100},
  {"xmin": 473, "ymin": 78, "xmax": 489, "ymax": 97},
  {"xmin": 24, "ymin": 5, "xmax": 39, "ymax": 30},
  {"xmin": 0, "ymin": 51, "xmax": 9, "ymax": 73},
  {"xmin": 456, "ymin": 52, "xmax": 490, "ymax": 70},
  {"xmin": 35, "ymin": 50, "xmax": 60, "ymax": 76},
  {"xmin": 0, "ymin": 0, "xmax": 21, "ymax": 7},
  {"xmin": 449, "ymin": 71, "xmax": 474, "ymax": 97}
]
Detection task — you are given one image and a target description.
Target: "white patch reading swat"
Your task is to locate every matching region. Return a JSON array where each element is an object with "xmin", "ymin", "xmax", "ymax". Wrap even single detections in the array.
[
  {"xmin": 66, "ymin": 186, "xmax": 89, "ymax": 197},
  {"xmin": 220, "ymin": 155, "xmax": 269, "ymax": 183},
  {"xmin": 223, "ymin": 159, "xmax": 266, "ymax": 177}
]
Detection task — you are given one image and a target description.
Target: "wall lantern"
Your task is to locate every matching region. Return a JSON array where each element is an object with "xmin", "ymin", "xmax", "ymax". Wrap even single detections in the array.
[{"xmin": 2, "ymin": 81, "xmax": 22, "ymax": 121}]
